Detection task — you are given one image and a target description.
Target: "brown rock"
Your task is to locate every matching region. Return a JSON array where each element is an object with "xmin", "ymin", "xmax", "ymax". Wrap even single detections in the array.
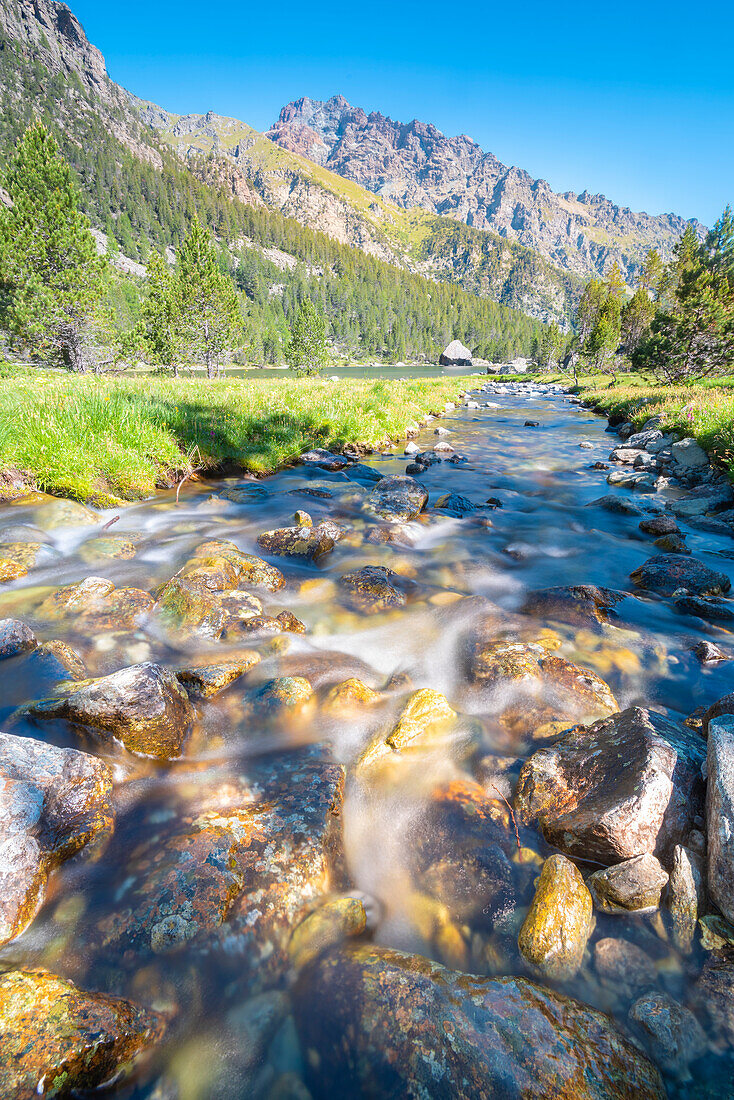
[
  {"xmin": 0, "ymin": 969, "xmax": 165, "ymax": 1100},
  {"xmin": 518, "ymin": 854, "xmax": 593, "ymax": 980}
]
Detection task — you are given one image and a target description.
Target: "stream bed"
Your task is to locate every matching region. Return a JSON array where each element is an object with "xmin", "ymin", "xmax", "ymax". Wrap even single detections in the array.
[{"xmin": 1, "ymin": 381, "xmax": 733, "ymax": 1099}]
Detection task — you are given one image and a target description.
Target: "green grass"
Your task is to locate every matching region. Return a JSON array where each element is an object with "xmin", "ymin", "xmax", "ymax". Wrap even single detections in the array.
[{"xmin": 0, "ymin": 370, "xmax": 473, "ymax": 503}]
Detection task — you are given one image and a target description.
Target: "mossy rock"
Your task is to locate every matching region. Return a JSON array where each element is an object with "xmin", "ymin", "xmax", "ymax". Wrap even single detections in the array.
[
  {"xmin": 36, "ymin": 499, "xmax": 98, "ymax": 530},
  {"xmin": 0, "ymin": 969, "xmax": 165, "ymax": 1100},
  {"xmin": 518, "ymin": 853, "xmax": 593, "ymax": 980},
  {"xmin": 0, "ymin": 558, "xmax": 27, "ymax": 583},
  {"xmin": 78, "ymin": 536, "xmax": 138, "ymax": 562}
]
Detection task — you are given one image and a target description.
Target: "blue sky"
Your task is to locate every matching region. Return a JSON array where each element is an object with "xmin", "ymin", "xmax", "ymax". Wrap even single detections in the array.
[{"xmin": 73, "ymin": 0, "xmax": 733, "ymax": 226}]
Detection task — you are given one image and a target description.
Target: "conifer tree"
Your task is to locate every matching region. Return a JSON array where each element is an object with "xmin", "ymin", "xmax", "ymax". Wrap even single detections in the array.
[
  {"xmin": 287, "ymin": 298, "xmax": 328, "ymax": 375},
  {"xmin": 0, "ymin": 122, "xmax": 106, "ymax": 371},
  {"xmin": 176, "ymin": 217, "xmax": 242, "ymax": 378},
  {"xmin": 139, "ymin": 249, "xmax": 181, "ymax": 374}
]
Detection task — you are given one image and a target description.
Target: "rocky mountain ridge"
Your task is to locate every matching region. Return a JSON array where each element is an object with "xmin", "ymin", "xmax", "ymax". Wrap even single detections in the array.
[{"xmin": 267, "ymin": 95, "xmax": 703, "ymax": 283}]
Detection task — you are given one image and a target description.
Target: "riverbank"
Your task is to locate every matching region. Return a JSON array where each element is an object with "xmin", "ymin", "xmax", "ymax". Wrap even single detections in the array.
[
  {"xmin": 0, "ymin": 371, "xmax": 472, "ymax": 504},
  {"xmin": 527, "ymin": 372, "xmax": 734, "ymax": 481}
]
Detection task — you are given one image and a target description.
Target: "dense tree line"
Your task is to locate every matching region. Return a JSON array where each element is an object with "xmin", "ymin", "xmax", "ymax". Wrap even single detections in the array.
[
  {"xmin": 0, "ymin": 31, "xmax": 546, "ymax": 365},
  {"xmin": 571, "ymin": 211, "xmax": 734, "ymax": 382}
]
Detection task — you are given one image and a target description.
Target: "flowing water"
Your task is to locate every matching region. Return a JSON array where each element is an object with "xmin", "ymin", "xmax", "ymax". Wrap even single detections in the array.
[{"xmin": 1, "ymin": 380, "xmax": 732, "ymax": 1097}]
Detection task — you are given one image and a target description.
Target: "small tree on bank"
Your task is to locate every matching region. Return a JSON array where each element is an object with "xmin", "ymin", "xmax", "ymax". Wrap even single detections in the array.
[
  {"xmin": 0, "ymin": 123, "xmax": 107, "ymax": 371},
  {"xmin": 176, "ymin": 218, "xmax": 242, "ymax": 378},
  {"xmin": 138, "ymin": 249, "xmax": 181, "ymax": 375},
  {"xmin": 287, "ymin": 298, "xmax": 328, "ymax": 375}
]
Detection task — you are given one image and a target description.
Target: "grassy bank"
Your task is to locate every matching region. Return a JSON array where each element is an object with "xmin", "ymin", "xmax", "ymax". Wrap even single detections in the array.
[{"xmin": 0, "ymin": 371, "xmax": 473, "ymax": 503}]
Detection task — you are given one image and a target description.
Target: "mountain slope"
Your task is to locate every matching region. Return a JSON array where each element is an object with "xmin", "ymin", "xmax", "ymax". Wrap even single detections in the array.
[
  {"xmin": 267, "ymin": 95, "xmax": 703, "ymax": 284},
  {"xmin": 0, "ymin": 0, "xmax": 548, "ymax": 361}
]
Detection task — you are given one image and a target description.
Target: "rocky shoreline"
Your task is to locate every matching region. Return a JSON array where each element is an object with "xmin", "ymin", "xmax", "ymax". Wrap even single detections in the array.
[{"xmin": 0, "ymin": 381, "xmax": 733, "ymax": 1098}]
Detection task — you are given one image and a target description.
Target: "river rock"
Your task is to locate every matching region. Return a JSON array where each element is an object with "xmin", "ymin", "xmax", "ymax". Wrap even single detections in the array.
[
  {"xmin": 357, "ymin": 688, "xmax": 457, "ymax": 769},
  {"xmin": 521, "ymin": 584, "xmax": 625, "ymax": 626},
  {"xmin": 669, "ymin": 844, "xmax": 705, "ymax": 951},
  {"xmin": 588, "ymin": 854, "xmax": 669, "ymax": 913},
  {"xmin": 706, "ymin": 715, "xmax": 734, "ymax": 925},
  {"xmin": 293, "ymin": 944, "xmax": 665, "ymax": 1099},
  {"xmin": 640, "ymin": 515, "xmax": 680, "ymax": 536},
  {"xmin": 322, "ymin": 677, "xmax": 382, "ymax": 715},
  {"xmin": 28, "ymin": 662, "xmax": 195, "ymax": 758},
  {"xmin": 242, "ymin": 676, "xmax": 314, "ymax": 719},
  {"xmin": 37, "ymin": 499, "xmax": 98, "ymax": 529},
  {"xmin": 289, "ymin": 896, "xmax": 367, "ymax": 970},
  {"xmin": 0, "ymin": 731, "xmax": 113, "ymax": 946},
  {"xmin": 515, "ymin": 707, "xmax": 705, "ymax": 864},
  {"xmin": 702, "ymin": 692, "xmax": 734, "ymax": 736},
  {"xmin": 88, "ymin": 745, "xmax": 346, "ymax": 995},
  {"xmin": 338, "ymin": 565, "xmax": 415, "ymax": 614},
  {"xmin": 24, "ymin": 639, "xmax": 86, "ymax": 683},
  {"xmin": 518, "ymin": 854, "xmax": 593, "ymax": 980},
  {"xmin": 609, "ymin": 446, "xmax": 643, "ymax": 464},
  {"xmin": 670, "ymin": 437, "xmax": 709, "ymax": 469},
  {"xmin": 629, "ymin": 993, "xmax": 707, "ymax": 1081},
  {"xmin": 589, "ymin": 494, "xmax": 642, "ymax": 515},
  {"xmin": 0, "ymin": 618, "xmax": 37, "ymax": 659},
  {"xmin": 692, "ymin": 956, "xmax": 734, "ymax": 1046},
  {"xmin": 630, "ymin": 554, "xmax": 731, "ymax": 597},
  {"xmin": 79, "ymin": 535, "xmax": 138, "ymax": 562},
  {"xmin": 654, "ymin": 533, "xmax": 690, "ymax": 553},
  {"xmin": 300, "ymin": 448, "xmax": 349, "ymax": 470},
  {"xmin": 0, "ymin": 969, "xmax": 165, "ymax": 1100},
  {"xmin": 175, "ymin": 652, "xmax": 261, "ymax": 699},
  {"xmin": 0, "ymin": 558, "xmax": 26, "ymax": 581},
  {"xmin": 694, "ymin": 640, "xmax": 731, "ymax": 663},
  {"xmin": 344, "ymin": 462, "xmax": 384, "ymax": 484},
  {"xmin": 676, "ymin": 594, "xmax": 734, "ymax": 621},
  {"xmin": 594, "ymin": 937, "xmax": 658, "ymax": 1001},
  {"xmin": 434, "ymin": 492, "xmax": 476, "ymax": 516},
  {"xmin": 257, "ymin": 521, "xmax": 344, "ymax": 561},
  {"xmin": 368, "ymin": 475, "xmax": 428, "ymax": 521}
]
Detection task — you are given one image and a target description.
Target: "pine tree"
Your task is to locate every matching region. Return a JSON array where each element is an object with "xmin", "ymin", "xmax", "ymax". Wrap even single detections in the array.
[
  {"xmin": 139, "ymin": 250, "xmax": 180, "ymax": 374},
  {"xmin": 287, "ymin": 298, "xmax": 328, "ymax": 375},
  {"xmin": 175, "ymin": 217, "xmax": 242, "ymax": 378},
  {"xmin": 0, "ymin": 122, "xmax": 107, "ymax": 371},
  {"xmin": 620, "ymin": 288, "xmax": 655, "ymax": 356}
]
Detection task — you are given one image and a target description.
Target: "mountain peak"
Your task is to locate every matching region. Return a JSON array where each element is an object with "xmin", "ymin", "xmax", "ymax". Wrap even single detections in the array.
[{"xmin": 266, "ymin": 93, "xmax": 702, "ymax": 283}]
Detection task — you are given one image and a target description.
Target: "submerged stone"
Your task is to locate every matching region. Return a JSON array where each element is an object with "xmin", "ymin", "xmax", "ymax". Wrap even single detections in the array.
[
  {"xmin": 515, "ymin": 707, "xmax": 705, "ymax": 864},
  {"xmin": 338, "ymin": 565, "xmax": 415, "ymax": 614},
  {"xmin": 521, "ymin": 584, "xmax": 625, "ymax": 627},
  {"xmin": 257, "ymin": 522, "xmax": 344, "ymax": 561},
  {"xmin": 90, "ymin": 745, "xmax": 346, "ymax": 995},
  {"xmin": 357, "ymin": 688, "xmax": 457, "ymax": 769},
  {"xmin": 630, "ymin": 553, "xmax": 731, "ymax": 597},
  {"xmin": 518, "ymin": 853, "xmax": 593, "ymax": 981},
  {"xmin": 629, "ymin": 992, "xmax": 706, "ymax": 1081},
  {"xmin": 0, "ymin": 731, "xmax": 113, "ymax": 947},
  {"xmin": 28, "ymin": 662, "xmax": 195, "ymax": 759},
  {"xmin": 0, "ymin": 618, "xmax": 37, "ymax": 660},
  {"xmin": 242, "ymin": 676, "xmax": 314, "ymax": 719},
  {"xmin": 594, "ymin": 937, "xmax": 658, "ymax": 1001},
  {"xmin": 367, "ymin": 475, "xmax": 428, "ymax": 521},
  {"xmin": 293, "ymin": 945, "xmax": 665, "ymax": 1099},
  {"xmin": 588, "ymin": 853, "xmax": 669, "ymax": 913},
  {"xmin": 0, "ymin": 969, "xmax": 165, "ymax": 1100},
  {"xmin": 175, "ymin": 652, "xmax": 261, "ymax": 699}
]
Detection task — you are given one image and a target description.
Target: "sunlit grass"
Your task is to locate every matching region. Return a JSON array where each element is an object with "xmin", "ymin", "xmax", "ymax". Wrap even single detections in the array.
[{"xmin": 0, "ymin": 369, "xmax": 472, "ymax": 502}]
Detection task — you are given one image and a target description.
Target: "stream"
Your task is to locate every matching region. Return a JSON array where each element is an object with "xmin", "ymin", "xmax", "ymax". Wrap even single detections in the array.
[{"xmin": 1, "ymin": 380, "xmax": 733, "ymax": 1098}]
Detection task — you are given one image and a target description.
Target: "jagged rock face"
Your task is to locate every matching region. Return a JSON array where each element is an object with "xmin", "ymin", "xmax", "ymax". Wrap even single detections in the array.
[{"xmin": 268, "ymin": 95, "xmax": 703, "ymax": 282}]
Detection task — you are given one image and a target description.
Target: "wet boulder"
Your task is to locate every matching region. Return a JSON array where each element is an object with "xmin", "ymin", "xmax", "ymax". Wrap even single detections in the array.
[
  {"xmin": 242, "ymin": 676, "xmax": 314, "ymax": 719},
  {"xmin": 367, "ymin": 475, "xmax": 428, "ymax": 521},
  {"xmin": 692, "ymin": 956, "xmax": 734, "ymax": 1047},
  {"xmin": 654, "ymin": 533, "xmax": 690, "ymax": 554},
  {"xmin": 588, "ymin": 854, "xmax": 669, "ymax": 913},
  {"xmin": 28, "ymin": 662, "xmax": 195, "ymax": 759},
  {"xmin": 706, "ymin": 715, "xmax": 734, "ymax": 925},
  {"xmin": 0, "ymin": 731, "xmax": 113, "ymax": 946},
  {"xmin": 300, "ymin": 447, "xmax": 349, "ymax": 470},
  {"xmin": 0, "ymin": 969, "xmax": 165, "ymax": 1100},
  {"xmin": 175, "ymin": 652, "xmax": 261, "ymax": 699},
  {"xmin": 344, "ymin": 462, "xmax": 384, "ymax": 484},
  {"xmin": 629, "ymin": 993, "xmax": 707, "ymax": 1081},
  {"xmin": 630, "ymin": 553, "xmax": 730, "ymax": 597},
  {"xmin": 518, "ymin": 854, "xmax": 593, "ymax": 980},
  {"xmin": 0, "ymin": 618, "xmax": 37, "ymax": 660},
  {"xmin": 88, "ymin": 745, "xmax": 346, "ymax": 996},
  {"xmin": 257, "ymin": 521, "xmax": 344, "ymax": 561},
  {"xmin": 36, "ymin": 578, "xmax": 153, "ymax": 630},
  {"xmin": 515, "ymin": 707, "xmax": 705, "ymax": 864},
  {"xmin": 640, "ymin": 515, "xmax": 680, "ymax": 536},
  {"xmin": 521, "ymin": 584, "xmax": 625, "ymax": 627},
  {"xmin": 288, "ymin": 896, "xmax": 368, "ymax": 970},
  {"xmin": 434, "ymin": 492, "xmax": 476, "ymax": 517},
  {"xmin": 357, "ymin": 688, "xmax": 457, "ymax": 769},
  {"xmin": 594, "ymin": 937, "xmax": 658, "ymax": 1001},
  {"xmin": 338, "ymin": 565, "xmax": 416, "ymax": 614},
  {"xmin": 322, "ymin": 677, "xmax": 382, "ymax": 716},
  {"xmin": 702, "ymin": 691, "xmax": 734, "ymax": 736},
  {"xmin": 293, "ymin": 944, "xmax": 665, "ymax": 1099},
  {"xmin": 36, "ymin": 499, "xmax": 98, "ymax": 529},
  {"xmin": 22, "ymin": 639, "xmax": 87, "ymax": 685},
  {"xmin": 79, "ymin": 535, "xmax": 138, "ymax": 562},
  {"xmin": 668, "ymin": 844, "xmax": 705, "ymax": 951},
  {"xmin": 676, "ymin": 594, "xmax": 734, "ymax": 621}
]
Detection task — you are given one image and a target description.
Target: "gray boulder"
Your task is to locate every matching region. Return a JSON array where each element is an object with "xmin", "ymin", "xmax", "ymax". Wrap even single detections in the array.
[
  {"xmin": 515, "ymin": 707, "xmax": 705, "ymax": 865},
  {"xmin": 706, "ymin": 715, "xmax": 734, "ymax": 925},
  {"xmin": 368, "ymin": 476, "xmax": 428, "ymax": 521},
  {"xmin": 630, "ymin": 554, "xmax": 731, "ymax": 597},
  {"xmin": 0, "ymin": 731, "xmax": 113, "ymax": 946},
  {"xmin": 439, "ymin": 339, "xmax": 472, "ymax": 366},
  {"xmin": 587, "ymin": 854, "xmax": 668, "ymax": 913}
]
